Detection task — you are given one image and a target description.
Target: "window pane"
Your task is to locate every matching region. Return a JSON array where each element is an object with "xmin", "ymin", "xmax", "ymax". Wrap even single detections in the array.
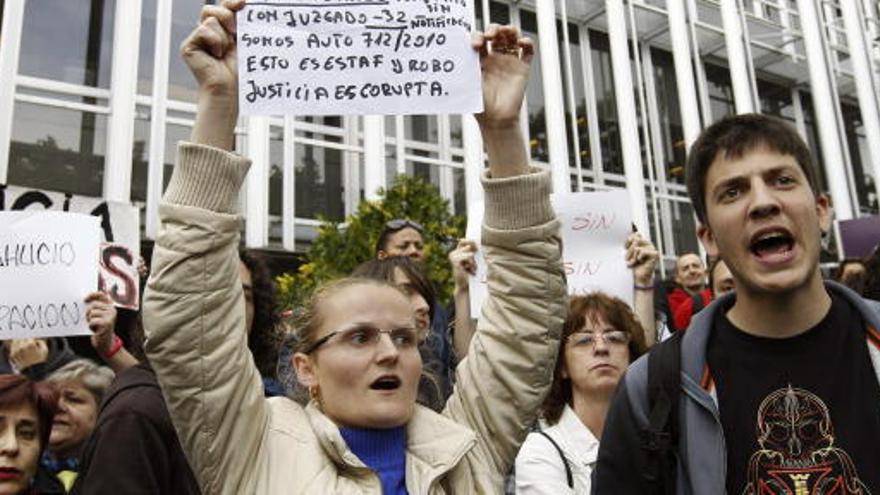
[
  {"xmin": 668, "ymin": 200, "xmax": 699, "ymax": 256},
  {"xmin": 409, "ymin": 162, "xmax": 443, "ymax": 193},
  {"xmin": 560, "ymin": 21, "xmax": 588, "ymax": 170},
  {"xmin": 841, "ymin": 104, "xmax": 879, "ymax": 215},
  {"xmin": 295, "ymin": 143, "xmax": 345, "ymax": 221},
  {"xmin": 450, "ymin": 115, "xmax": 463, "ymax": 149},
  {"xmin": 138, "ymin": 0, "xmax": 157, "ymax": 96},
  {"xmin": 705, "ymin": 63, "xmax": 735, "ymax": 122},
  {"xmin": 405, "ymin": 116, "xmax": 439, "ymax": 144},
  {"xmin": 270, "ymin": 126, "xmax": 283, "ymax": 216},
  {"xmin": 130, "ymin": 110, "xmax": 151, "ymax": 202},
  {"xmin": 590, "ymin": 30, "xmax": 623, "ymax": 176},
  {"xmin": 799, "ymin": 93, "xmax": 830, "ymax": 193},
  {"xmin": 651, "ymin": 48, "xmax": 686, "ymax": 184},
  {"xmin": 20, "ymin": 0, "xmax": 115, "ymax": 87},
  {"xmin": 453, "ymin": 166, "xmax": 465, "ymax": 215},
  {"xmin": 474, "ymin": 1, "xmax": 510, "ymax": 30},
  {"xmin": 521, "ymin": 10, "xmax": 548, "ymax": 163},
  {"xmin": 8, "ymin": 102, "xmax": 107, "ymax": 197},
  {"xmin": 758, "ymin": 80, "xmax": 795, "ymax": 122},
  {"xmin": 385, "ymin": 143, "xmax": 397, "ymax": 188}
]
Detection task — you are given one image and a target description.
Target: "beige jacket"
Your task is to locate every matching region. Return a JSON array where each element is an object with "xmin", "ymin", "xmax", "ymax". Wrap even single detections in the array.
[{"xmin": 144, "ymin": 143, "xmax": 565, "ymax": 494}]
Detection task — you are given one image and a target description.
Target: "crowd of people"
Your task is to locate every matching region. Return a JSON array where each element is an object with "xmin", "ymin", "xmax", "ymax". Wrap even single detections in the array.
[{"xmin": 1, "ymin": 1, "xmax": 879, "ymax": 493}]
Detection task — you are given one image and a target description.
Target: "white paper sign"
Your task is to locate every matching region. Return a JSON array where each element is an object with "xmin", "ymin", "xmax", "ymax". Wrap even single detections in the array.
[
  {"xmin": 465, "ymin": 201, "xmax": 487, "ymax": 319},
  {"xmin": 0, "ymin": 212, "xmax": 101, "ymax": 340},
  {"xmin": 237, "ymin": 0, "xmax": 482, "ymax": 116},
  {"xmin": 468, "ymin": 190, "xmax": 633, "ymax": 318},
  {"xmin": 555, "ymin": 190, "xmax": 633, "ymax": 304},
  {"xmin": 1, "ymin": 185, "xmax": 141, "ymax": 310}
]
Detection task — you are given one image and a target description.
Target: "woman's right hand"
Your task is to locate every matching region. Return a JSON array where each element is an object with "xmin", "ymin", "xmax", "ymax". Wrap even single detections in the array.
[
  {"xmin": 182, "ymin": 0, "xmax": 244, "ymax": 99},
  {"xmin": 183, "ymin": 0, "xmax": 246, "ymax": 150}
]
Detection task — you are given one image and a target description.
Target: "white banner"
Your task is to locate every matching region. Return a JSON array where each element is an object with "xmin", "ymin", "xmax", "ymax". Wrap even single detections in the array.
[
  {"xmin": 0, "ymin": 212, "xmax": 101, "ymax": 340},
  {"xmin": 468, "ymin": 190, "xmax": 634, "ymax": 318},
  {"xmin": 237, "ymin": 0, "xmax": 482, "ymax": 116},
  {"xmin": 0, "ymin": 185, "xmax": 141, "ymax": 310}
]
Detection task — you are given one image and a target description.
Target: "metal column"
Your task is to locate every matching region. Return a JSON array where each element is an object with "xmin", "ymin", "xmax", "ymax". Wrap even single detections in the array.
[
  {"xmin": 840, "ymin": 0, "xmax": 880, "ymax": 210},
  {"xmin": 605, "ymin": 0, "xmax": 650, "ymax": 233},
  {"xmin": 536, "ymin": 0, "xmax": 571, "ymax": 193},
  {"xmin": 282, "ymin": 115, "xmax": 297, "ymax": 251},
  {"xmin": 245, "ymin": 116, "xmax": 270, "ymax": 247},
  {"xmin": 797, "ymin": 0, "xmax": 856, "ymax": 220},
  {"xmin": 0, "ymin": 0, "xmax": 26, "ymax": 184},
  {"xmin": 104, "ymin": 0, "xmax": 142, "ymax": 202},
  {"xmin": 363, "ymin": 115, "xmax": 386, "ymax": 201},
  {"xmin": 719, "ymin": 0, "xmax": 758, "ymax": 113},
  {"xmin": 667, "ymin": 0, "xmax": 702, "ymax": 147},
  {"xmin": 145, "ymin": 0, "xmax": 172, "ymax": 239}
]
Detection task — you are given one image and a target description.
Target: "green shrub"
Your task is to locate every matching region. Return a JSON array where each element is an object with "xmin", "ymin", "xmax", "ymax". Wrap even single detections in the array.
[{"xmin": 276, "ymin": 174, "xmax": 466, "ymax": 312}]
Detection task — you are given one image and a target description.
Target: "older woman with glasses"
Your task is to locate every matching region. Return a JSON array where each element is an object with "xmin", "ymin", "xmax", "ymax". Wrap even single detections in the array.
[
  {"xmin": 515, "ymin": 294, "xmax": 649, "ymax": 494},
  {"xmin": 514, "ymin": 234, "xmax": 656, "ymax": 494},
  {"xmin": 142, "ymin": 1, "xmax": 565, "ymax": 493}
]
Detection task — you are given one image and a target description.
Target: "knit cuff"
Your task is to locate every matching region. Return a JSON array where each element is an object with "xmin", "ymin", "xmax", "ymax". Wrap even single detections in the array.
[
  {"xmin": 163, "ymin": 142, "xmax": 251, "ymax": 214},
  {"xmin": 481, "ymin": 168, "xmax": 554, "ymax": 230}
]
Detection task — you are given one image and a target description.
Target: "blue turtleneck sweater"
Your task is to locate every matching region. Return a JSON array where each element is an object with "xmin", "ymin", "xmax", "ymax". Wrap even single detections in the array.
[{"xmin": 339, "ymin": 425, "xmax": 408, "ymax": 495}]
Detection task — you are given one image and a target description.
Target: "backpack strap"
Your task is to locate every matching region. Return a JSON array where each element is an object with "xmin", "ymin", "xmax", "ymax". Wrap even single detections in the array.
[
  {"xmin": 536, "ymin": 430, "xmax": 573, "ymax": 488},
  {"xmin": 641, "ymin": 330, "xmax": 684, "ymax": 494}
]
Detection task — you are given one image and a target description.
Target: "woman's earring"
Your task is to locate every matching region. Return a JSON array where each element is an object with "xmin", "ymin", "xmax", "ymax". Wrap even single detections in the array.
[{"xmin": 309, "ymin": 384, "xmax": 322, "ymax": 408}]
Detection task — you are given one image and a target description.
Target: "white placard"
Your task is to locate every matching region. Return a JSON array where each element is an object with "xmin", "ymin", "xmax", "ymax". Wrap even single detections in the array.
[
  {"xmin": 0, "ymin": 212, "xmax": 101, "ymax": 340},
  {"xmin": 237, "ymin": 0, "xmax": 482, "ymax": 116},
  {"xmin": 555, "ymin": 190, "xmax": 633, "ymax": 304},
  {"xmin": 1, "ymin": 185, "xmax": 141, "ymax": 310},
  {"xmin": 468, "ymin": 190, "xmax": 634, "ymax": 318}
]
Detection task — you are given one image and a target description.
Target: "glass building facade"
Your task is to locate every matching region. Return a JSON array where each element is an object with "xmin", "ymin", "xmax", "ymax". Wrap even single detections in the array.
[{"xmin": 1, "ymin": 0, "xmax": 878, "ymax": 272}]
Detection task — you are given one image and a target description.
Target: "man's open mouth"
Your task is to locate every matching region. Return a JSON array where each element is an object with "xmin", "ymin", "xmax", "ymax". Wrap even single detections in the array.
[{"xmin": 750, "ymin": 229, "xmax": 794, "ymax": 260}]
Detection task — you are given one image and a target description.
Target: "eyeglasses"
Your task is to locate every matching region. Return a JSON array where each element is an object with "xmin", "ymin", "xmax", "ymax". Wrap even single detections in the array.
[
  {"xmin": 567, "ymin": 330, "xmax": 630, "ymax": 348},
  {"xmin": 384, "ymin": 219, "xmax": 424, "ymax": 233},
  {"xmin": 303, "ymin": 325, "xmax": 420, "ymax": 354}
]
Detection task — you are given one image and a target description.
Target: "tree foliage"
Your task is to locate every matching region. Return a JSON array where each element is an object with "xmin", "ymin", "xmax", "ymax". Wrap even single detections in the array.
[{"xmin": 276, "ymin": 174, "xmax": 466, "ymax": 312}]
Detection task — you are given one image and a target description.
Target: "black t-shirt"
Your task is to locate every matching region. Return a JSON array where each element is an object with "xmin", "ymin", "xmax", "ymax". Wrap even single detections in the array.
[{"xmin": 707, "ymin": 293, "xmax": 880, "ymax": 494}]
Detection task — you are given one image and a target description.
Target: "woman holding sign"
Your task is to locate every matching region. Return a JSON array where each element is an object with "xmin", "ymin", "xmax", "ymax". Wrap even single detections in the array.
[{"xmin": 143, "ymin": 1, "xmax": 564, "ymax": 493}]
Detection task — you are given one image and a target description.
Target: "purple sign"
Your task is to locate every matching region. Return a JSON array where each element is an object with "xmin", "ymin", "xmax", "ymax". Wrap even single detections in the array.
[{"xmin": 839, "ymin": 215, "xmax": 880, "ymax": 258}]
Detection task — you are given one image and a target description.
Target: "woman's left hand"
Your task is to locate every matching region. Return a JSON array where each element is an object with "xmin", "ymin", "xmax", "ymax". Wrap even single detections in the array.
[
  {"xmin": 85, "ymin": 291, "xmax": 118, "ymax": 355},
  {"xmin": 472, "ymin": 24, "xmax": 534, "ymax": 131}
]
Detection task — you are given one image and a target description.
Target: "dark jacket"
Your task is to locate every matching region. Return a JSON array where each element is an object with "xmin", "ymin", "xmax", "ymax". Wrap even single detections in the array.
[
  {"xmin": 71, "ymin": 363, "xmax": 199, "ymax": 495},
  {"xmin": 592, "ymin": 281, "xmax": 880, "ymax": 494},
  {"xmin": 31, "ymin": 465, "xmax": 66, "ymax": 494}
]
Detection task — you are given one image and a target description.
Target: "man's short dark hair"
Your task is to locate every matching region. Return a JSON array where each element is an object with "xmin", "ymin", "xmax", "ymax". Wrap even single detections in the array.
[{"xmin": 685, "ymin": 113, "xmax": 821, "ymax": 224}]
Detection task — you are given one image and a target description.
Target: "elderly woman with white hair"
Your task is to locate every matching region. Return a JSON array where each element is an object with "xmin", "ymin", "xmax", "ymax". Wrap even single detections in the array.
[{"xmin": 40, "ymin": 360, "xmax": 113, "ymax": 492}]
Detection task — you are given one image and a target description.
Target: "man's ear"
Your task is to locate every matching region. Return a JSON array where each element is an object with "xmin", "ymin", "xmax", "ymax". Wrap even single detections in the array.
[
  {"xmin": 293, "ymin": 352, "xmax": 318, "ymax": 388},
  {"xmin": 815, "ymin": 192, "xmax": 833, "ymax": 236},
  {"xmin": 697, "ymin": 223, "xmax": 719, "ymax": 259},
  {"xmin": 376, "ymin": 250, "xmax": 388, "ymax": 260}
]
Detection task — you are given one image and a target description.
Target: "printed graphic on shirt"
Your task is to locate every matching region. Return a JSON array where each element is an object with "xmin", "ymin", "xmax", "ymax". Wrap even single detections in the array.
[{"xmin": 743, "ymin": 385, "xmax": 871, "ymax": 495}]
